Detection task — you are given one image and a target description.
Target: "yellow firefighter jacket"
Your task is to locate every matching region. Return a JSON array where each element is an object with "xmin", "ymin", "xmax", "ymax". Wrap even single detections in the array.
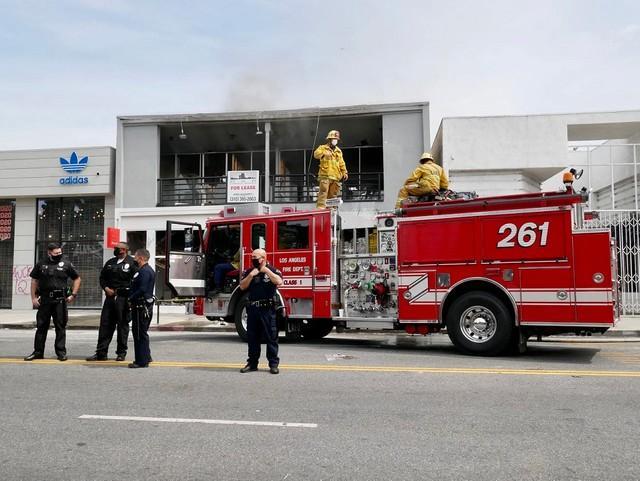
[
  {"xmin": 404, "ymin": 160, "xmax": 449, "ymax": 192},
  {"xmin": 314, "ymin": 144, "xmax": 348, "ymax": 181}
]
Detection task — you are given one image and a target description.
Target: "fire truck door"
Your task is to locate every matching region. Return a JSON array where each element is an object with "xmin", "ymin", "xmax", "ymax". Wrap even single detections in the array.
[
  {"xmin": 274, "ymin": 216, "xmax": 314, "ymax": 313},
  {"xmin": 244, "ymin": 221, "xmax": 270, "ymax": 270},
  {"xmin": 312, "ymin": 213, "xmax": 332, "ymax": 317},
  {"xmin": 165, "ymin": 220, "xmax": 206, "ymax": 297}
]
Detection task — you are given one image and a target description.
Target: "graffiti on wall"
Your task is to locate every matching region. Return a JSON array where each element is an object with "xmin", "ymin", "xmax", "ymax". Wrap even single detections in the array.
[{"xmin": 12, "ymin": 265, "xmax": 32, "ymax": 295}]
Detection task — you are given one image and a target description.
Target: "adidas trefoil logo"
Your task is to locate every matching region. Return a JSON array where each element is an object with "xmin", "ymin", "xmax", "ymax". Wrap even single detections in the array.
[{"xmin": 60, "ymin": 152, "xmax": 89, "ymax": 174}]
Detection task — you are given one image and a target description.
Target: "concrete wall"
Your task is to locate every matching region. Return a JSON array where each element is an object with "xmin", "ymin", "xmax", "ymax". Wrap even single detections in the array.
[
  {"xmin": 436, "ymin": 110, "xmax": 640, "ymax": 198},
  {"xmin": 382, "ymin": 111, "xmax": 428, "ymax": 209},
  {"xmin": 0, "ymin": 147, "xmax": 114, "ymax": 197},
  {"xmin": 451, "ymin": 170, "xmax": 540, "ymax": 197},
  {"xmin": 117, "ymin": 124, "xmax": 160, "ymax": 209},
  {"xmin": 441, "ymin": 116, "xmax": 568, "ymax": 172},
  {"xmin": 11, "ymin": 198, "xmax": 36, "ymax": 310}
]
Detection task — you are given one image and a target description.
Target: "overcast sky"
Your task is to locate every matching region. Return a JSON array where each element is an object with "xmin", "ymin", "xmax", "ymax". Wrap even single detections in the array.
[{"xmin": 1, "ymin": 0, "xmax": 639, "ymax": 150}]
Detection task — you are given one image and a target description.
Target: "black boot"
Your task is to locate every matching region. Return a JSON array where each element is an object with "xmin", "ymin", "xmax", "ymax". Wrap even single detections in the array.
[
  {"xmin": 86, "ymin": 354, "xmax": 107, "ymax": 361},
  {"xmin": 24, "ymin": 352, "xmax": 44, "ymax": 361}
]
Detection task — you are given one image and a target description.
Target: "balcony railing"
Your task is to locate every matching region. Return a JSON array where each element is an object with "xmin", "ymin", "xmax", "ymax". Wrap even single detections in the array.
[
  {"xmin": 157, "ymin": 172, "xmax": 384, "ymax": 206},
  {"xmin": 270, "ymin": 173, "xmax": 384, "ymax": 203},
  {"xmin": 158, "ymin": 176, "xmax": 229, "ymax": 206}
]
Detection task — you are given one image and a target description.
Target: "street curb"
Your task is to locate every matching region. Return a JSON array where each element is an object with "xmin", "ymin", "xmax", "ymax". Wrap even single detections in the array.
[
  {"xmin": 1, "ymin": 323, "xmax": 639, "ymax": 339},
  {"xmin": 0, "ymin": 323, "xmax": 236, "ymax": 332},
  {"xmin": 150, "ymin": 325, "xmax": 236, "ymax": 332}
]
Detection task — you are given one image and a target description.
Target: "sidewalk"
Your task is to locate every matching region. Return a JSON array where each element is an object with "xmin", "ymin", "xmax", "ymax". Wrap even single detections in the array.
[
  {"xmin": 0, "ymin": 309, "xmax": 638, "ymax": 338},
  {"xmin": 0, "ymin": 308, "xmax": 235, "ymax": 332}
]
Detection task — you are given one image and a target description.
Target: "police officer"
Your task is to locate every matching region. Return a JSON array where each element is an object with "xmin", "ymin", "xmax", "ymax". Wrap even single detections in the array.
[
  {"xmin": 239, "ymin": 248, "xmax": 283, "ymax": 374},
  {"xmin": 128, "ymin": 248, "xmax": 156, "ymax": 369},
  {"xmin": 87, "ymin": 242, "xmax": 137, "ymax": 362},
  {"xmin": 24, "ymin": 243, "xmax": 81, "ymax": 361}
]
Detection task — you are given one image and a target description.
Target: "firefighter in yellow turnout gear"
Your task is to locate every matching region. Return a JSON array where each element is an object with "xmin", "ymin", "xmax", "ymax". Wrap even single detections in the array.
[
  {"xmin": 395, "ymin": 152, "xmax": 449, "ymax": 208},
  {"xmin": 314, "ymin": 130, "xmax": 348, "ymax": 209}
]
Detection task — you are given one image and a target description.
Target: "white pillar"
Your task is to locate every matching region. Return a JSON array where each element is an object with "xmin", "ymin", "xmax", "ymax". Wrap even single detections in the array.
[
  {"xmin": 12, "ymin": 198, "xmax": 36, "ymax": 310},
  {"xmin": 264, "ymin": 122, "xmax": 271, "ymax": 202}
]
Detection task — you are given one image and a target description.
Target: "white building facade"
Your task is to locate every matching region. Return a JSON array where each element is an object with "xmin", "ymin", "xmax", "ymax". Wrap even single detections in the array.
[{"xmin": 0, "ymin": 147, "xmax": 116, "ymax": 310}]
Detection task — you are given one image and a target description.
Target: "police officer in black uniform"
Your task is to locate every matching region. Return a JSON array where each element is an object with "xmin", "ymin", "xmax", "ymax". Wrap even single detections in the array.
[
  {"xmin": 239, "ymin": 248, "xmax": 283, "ymax": 374},
  {"xmin": 87, "ymin": 242, "xmax": 137, "ymax": 362},
  {"xmin": 24, "ymin": 243, "xmax": 81, "ymax": 361},
  {"xmin": 128, "ymin": 248, "xmax": 156, "ymax": 369}
]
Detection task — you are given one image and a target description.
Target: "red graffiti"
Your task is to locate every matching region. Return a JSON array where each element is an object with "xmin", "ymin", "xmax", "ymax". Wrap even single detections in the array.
[{"xmin": 12, "ymin": 265, "xmax": 32, "ymax": 295}]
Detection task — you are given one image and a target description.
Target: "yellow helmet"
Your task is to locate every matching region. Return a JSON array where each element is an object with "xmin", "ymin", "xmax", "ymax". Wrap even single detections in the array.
[
  {"xmin": 420, "ymin": 152, "xmax": 434, "ymax": 161},
  {"xmin": 326, "ymin": 130, "xmax": 341, "ymax": 140}
]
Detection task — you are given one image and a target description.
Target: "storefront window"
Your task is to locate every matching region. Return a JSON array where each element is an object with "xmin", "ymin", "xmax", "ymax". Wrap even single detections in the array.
[
  {"xmin": 0, "ymin": 200, "xmax": 16, "ymax": 309},
  {"xmin": 36, "ymin": 197, "xmax": 105, "ymax": 308}
]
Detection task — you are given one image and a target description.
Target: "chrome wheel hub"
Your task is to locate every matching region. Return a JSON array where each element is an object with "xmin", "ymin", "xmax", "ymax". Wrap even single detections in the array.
[{"xmin": 460, "ymin": 306, "xmax": 497, "ymax": 343}]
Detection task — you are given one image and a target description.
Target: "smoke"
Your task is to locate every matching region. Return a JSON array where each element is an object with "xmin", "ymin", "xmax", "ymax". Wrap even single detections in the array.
[{"xmin": 223, "ymin": 71, "xmax": 284, "ymax": 113}]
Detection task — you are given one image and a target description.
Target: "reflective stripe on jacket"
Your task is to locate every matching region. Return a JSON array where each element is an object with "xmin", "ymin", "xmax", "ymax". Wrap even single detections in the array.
[
  {"xmin": 314, "ymin": 144, "xmax": 347, "ymax": 181},
  {"xmin": 404, "ymin": 161, "xmax": 449, "ymax": 191}
]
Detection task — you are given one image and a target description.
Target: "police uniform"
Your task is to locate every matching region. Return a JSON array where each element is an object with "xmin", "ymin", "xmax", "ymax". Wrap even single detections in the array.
[
  {"xmin": 92, "ymin": 255, "xmax": 138, "ymax": 359},
  {"xmin": 128, "ymin": 263, "xmax": 156, "ymax": 367},
  {"xmin": 29, "ymin": 257, "xmax": 80, "ymax": 359},
  {"xmin": 242, "ymin": 264, "xmax": 283, "ymax": 369}
]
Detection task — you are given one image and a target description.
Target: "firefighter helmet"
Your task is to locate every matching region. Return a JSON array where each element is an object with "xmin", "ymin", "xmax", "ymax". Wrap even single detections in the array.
[
  {"xmin": 420, "ymin": 152, "xmax": 434, "ymax": 162},
  {"xmin": 326, "ymin": 130, "xmax": 341, "ymax": 140}
]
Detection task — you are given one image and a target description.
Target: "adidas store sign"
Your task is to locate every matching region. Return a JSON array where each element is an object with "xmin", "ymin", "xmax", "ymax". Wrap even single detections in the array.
[
  {"xmin": 59, "ymin": 176, "xmax": 89, "ymax": 185},
  {"xmin": 59, "ymin": 151, "xmax": 90, "ymax": 185}
]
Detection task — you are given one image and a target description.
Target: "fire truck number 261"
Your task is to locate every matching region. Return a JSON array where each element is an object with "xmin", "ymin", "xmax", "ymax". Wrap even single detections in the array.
[{"xmin": 497, "ymin": 222, "xmax": 550, "ymax": 248}]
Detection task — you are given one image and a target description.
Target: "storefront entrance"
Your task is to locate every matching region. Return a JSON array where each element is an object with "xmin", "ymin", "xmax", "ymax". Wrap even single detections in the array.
[{"xmin": 36, "ymin": 197, "xmax": 105, "ymax": 308}]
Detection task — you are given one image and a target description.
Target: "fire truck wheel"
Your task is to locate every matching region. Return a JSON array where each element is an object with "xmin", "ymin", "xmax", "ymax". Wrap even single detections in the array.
[
  {"xmin": 233, "ymin": 297, "xmax": 249, "ymax": 342},
  {"xmin": 446, "ymin": 291, "xmax": 513, "ymax": 356},
  {"xmin": 302, "ymin": 321, "xmax": 334, "ymax": 340}
]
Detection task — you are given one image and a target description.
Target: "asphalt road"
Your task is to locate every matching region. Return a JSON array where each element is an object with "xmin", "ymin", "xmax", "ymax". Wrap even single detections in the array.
[{"xmin": 1, "ymin": 329, "xmax": 640, "ymax": 481}]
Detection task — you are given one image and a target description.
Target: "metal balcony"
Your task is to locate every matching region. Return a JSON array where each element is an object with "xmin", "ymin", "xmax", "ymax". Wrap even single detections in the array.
[{"xmin": 157, "ymin": 173, "xmax": 384, "ymax": 207}]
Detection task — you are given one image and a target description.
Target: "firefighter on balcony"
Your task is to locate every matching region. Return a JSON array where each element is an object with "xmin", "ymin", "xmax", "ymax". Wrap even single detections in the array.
[
  {"xmin": 314, "ymin": 130, "xmax": 348, "ymax": 209},
  {"xmin": 395, "ymin": 152, "xmax": 449, "ymax": 208},
  {"xmin": 238, "ymin": 248, "xmax": 283, "ymax": 374},
  {"xmin": 24, "ymin": 243, "xmax": 81, "ymax": 362}
]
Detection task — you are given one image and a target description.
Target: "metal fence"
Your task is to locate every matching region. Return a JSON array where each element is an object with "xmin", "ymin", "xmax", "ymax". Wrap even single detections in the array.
[
  {"xmin": 567, "ymin": 144, "xmax": 640, "ymax": 210},
  {"xmin": 158, "ymin": 176, "xmax": 229, "ymax": 206},
  {"xmin": 583, "ymin": 210, "xmax": 640, "ymax": 315},
  {"xmin": 270, "ymin": 173, "xmax": 383, "ymax": 203},
  {"xmin": 158, "ymin": 173, "xmax": 384, "ymax": 206}
]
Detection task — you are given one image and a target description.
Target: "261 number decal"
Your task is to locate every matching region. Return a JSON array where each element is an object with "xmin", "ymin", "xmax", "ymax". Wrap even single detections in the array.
[{"xmin": 497, "ymin": 222, "xmax": 549, "ymax": 248}]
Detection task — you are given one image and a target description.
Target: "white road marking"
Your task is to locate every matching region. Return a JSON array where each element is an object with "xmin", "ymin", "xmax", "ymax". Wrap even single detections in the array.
[{"xmin": 79, "ymin": 414, "xmax": 317, "ymax": 428}]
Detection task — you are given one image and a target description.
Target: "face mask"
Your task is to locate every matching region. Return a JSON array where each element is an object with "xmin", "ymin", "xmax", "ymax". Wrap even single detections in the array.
[
  {"xmin": 252, "ymin": 258, "xmax": 261, "ymax": 269},
  {"xmin": 50, "ymin": 254, "xmax": 63, "ymax": 263},
  {"xmin": 330, "ymin": 139, "xmax": 338, "ymax": 147}
]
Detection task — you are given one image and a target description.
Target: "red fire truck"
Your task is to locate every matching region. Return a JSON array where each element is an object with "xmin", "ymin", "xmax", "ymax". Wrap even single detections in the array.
[{"xmin": 165, "ymin": 190, "xmax": 619, "ymax": 355}]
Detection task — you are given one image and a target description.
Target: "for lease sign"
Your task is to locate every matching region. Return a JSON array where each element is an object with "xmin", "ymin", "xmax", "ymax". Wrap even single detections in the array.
[{"xmin": 227, "ymin": 170, "xmax": 260, "ymax": 203}]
